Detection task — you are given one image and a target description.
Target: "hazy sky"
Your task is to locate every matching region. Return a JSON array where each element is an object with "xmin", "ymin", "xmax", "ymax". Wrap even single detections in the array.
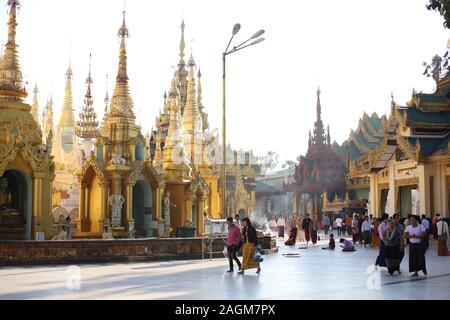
[{"xmin": 1, "ymin": 0, "xmax": 448, "ymax": 164}]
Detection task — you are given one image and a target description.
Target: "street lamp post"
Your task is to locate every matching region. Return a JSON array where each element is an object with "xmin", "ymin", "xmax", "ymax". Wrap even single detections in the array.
[{"xmin": 222, "ymin": 24, "xmax": 265, "ymax": 218}]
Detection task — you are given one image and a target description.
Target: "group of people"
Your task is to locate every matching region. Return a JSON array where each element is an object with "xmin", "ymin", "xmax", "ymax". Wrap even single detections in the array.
[
  {"xmin": 374, "ymin": 213, "xmax": 449, "ymax": 277},
  {"xmin": 269, "ymin": 214, "xmax": 319, "ymax": 246},
  {"xmin": 225, "ymin": 216, "xmax": 262, "ymax": 275}
]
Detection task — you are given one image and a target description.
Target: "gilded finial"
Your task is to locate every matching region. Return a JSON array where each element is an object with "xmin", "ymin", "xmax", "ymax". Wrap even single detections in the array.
[
  {"xmin": 0, "ymin": 0, "xmax": 26, "ymax": 100},
  {"xmin": 180, "ymin": 19, "xmax": 186, "ymax": 62},
  {"xmin": 31, "ymin": 83, "xmax": 40, "ymax": 122},
  {"xmin": 188, "ymin": 52, "xmax": 195, "ymax": 68},
  {"xmin": 118, "ymin": 10, "xmax": 130, "ymax": 39},
  {"xmin": 86, "ymin": 54, "xmax": 93, "ymax": 86},
  {"xmin": 76, "ymin": 55, "xmax": 99, "ymax": 139}
]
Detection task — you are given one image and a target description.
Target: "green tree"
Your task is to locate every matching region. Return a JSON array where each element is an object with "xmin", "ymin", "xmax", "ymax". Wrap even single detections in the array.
[
  {"xmin": 282, "ymin": 160, "xmax": 297, "ymax": 169},
  {"xmin": 427, "ymin": 0, "xmax": 450, "ymax": 29}
]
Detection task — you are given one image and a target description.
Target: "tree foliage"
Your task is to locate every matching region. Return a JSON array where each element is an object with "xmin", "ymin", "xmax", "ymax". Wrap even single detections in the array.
[
  {"xmin": 282, "ymin": 160, "xmax": 297, "ymax": 169},
  {"xmin": 427, "ymin": 0, "xmax": 450, "ymax": 29}
]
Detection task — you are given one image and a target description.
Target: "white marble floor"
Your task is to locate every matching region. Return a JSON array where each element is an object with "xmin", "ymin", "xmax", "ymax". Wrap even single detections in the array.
[{"xmin": 0, "ymin": 235, "xmax": 449, "ymax": 300}]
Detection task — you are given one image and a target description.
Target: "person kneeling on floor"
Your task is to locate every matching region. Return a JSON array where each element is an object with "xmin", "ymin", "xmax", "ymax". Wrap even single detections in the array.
[
  {"xmin": 340, "ymin": 238, "xmax": 356, "ymax": 252},
  {"xmin": 322, "ymin": 234, "xmax": 335, "ymax": 250}
]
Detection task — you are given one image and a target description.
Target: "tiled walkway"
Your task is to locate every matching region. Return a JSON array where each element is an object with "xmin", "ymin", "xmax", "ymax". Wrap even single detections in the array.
[{"xmin": 0, "ymin": 235, "xmax": 448, "ymax": 300}]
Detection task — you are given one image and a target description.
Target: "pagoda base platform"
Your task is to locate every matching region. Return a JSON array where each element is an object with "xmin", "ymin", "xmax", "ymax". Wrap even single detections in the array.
[{"xmin": 0, "ymin": 236, "xmax": 278, "ymax": 266}]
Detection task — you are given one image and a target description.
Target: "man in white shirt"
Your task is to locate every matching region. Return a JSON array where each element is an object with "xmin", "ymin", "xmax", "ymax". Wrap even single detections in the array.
[
  {"xmin": 277, "ymin": 215, "xmax": 286, "ymax": 238},
  {"xmin": 335, "ymin": 216, "xmax": 343, "ymax": 236},
  {"xmin": 361, "ymin": 216, "xmax": 372, "ymax": 247}
]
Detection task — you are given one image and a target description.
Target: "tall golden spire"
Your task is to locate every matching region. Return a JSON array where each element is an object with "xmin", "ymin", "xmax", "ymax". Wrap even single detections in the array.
[
  {"xmin": 197, "ymin": 67, "xmax": 209, "ymax": 132},
  {"xmin": 43, "ymin": 97, "xmax": 55, "ymax": 140},
  {"xmin": 58, "ymin": 61, "xmax": 76, "ymax": 127},
  {"xmin": 0, "ymin": 0, "xmax": 27, "ymax": 101},
  {"xmin": 177, "ymin": 20, "xmax": 189, "ymax": 113},
  {"xmin": 163, "ymin": 76, "xmax": 186, "ymax": 172},
  {"xmin": 107, "ymin": 10, "xmax": 135, "ymax": 119},
  {"xmin": 179, "ymin": 20, "xmax": 186, "ymax": 65},
  {"xmin": 76, "ymin": 55, "xmax": 99, "ymax": 140},
  {"xmin": 182, "ymin": 54, "xmax": 203, "ymax": 165},
  {"xmin": 100, "ymin": 74, "xmax": 109, "ymax": 130},
  {"xmin": 31, "ymin": 84, "xmax": 40, "ymax": 123}
]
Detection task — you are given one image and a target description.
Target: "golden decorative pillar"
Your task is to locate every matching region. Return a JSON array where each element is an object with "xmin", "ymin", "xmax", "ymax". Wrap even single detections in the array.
[
  {"xmin": 197, "ymin": 196, "xmax": 206, "ymax": 235},
  {"xmin": 32, "ymin": 172, "xmax": 44, "ymax": 232},
  {"xmin": 98, "ymin": 182, "xmax": 110, "ymax": 230},
  {"xmin": 125, "ymin": 183, "xmax": 134, "ymax": 231},
  {"xmin": 369, "ymin": 173, "xmax": 379, "ymax": 217}
]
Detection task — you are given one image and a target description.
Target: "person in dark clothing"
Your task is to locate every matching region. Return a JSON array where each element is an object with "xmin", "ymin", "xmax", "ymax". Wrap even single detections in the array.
[
  {"xmin": 238, "ymin": 218, "xmax": 260, "ymax": 275},
  {"xmin": 302, "ymin": 214, "xmax": 312, "ymax": 245}
]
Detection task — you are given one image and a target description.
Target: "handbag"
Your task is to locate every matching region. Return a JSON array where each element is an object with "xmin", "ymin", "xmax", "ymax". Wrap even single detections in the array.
[
  {"xmin": 223, "ymin": 246, "xmax": 228, "ymax": 258},
  {"xmin": 253, "ymin": 252, "xmax": 264, "ymax": 263},
  {"xmin": 441, "ymin": 221, "xmax": 448, "ymax": 242}
]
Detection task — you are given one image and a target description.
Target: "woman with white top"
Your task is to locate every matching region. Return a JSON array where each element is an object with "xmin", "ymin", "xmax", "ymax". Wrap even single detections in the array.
[{"xmin": 404, "ymin": 215, "xmax": 427, "ymax": 277}]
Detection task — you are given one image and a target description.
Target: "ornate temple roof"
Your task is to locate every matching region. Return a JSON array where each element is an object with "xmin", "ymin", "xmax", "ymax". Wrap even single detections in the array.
[
  {"xmin": 340, "ymin": 113, "xmax": 385, "ymax": 161},
  {"xmin": 287, "ymin": 88, "xmax": 347, "ymax": 194},
  {"xmin": 76, "ymin": 56, "xmax": 99, "ymax": 140}
]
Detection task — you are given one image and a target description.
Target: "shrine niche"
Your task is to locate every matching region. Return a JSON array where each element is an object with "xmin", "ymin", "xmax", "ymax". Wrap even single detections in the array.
[{"xmin": 0, "ymin": 170, "xmax": 30, "ymax": 240}]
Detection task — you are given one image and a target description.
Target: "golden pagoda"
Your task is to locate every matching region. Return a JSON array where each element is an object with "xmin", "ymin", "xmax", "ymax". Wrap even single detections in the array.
[
  {"xmin": 74, "ymin": 11, "xmax": 164, "ymax": 238},
  {"xmin": 0, "ymin": 0, "xmax": 55, "ymax": 240},
  {"xmin": 53, "ymin": 61, "xmax": 80, "ymax": 173},
  {"xmin": 149, "ymin": 21, "xmax": 224, "ymax": 236}
]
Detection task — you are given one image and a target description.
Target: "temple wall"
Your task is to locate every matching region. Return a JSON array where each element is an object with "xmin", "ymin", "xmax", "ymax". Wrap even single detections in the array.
[{"xmin": 0, "ymin": 238, "xmax": 225, "ymax": 266}]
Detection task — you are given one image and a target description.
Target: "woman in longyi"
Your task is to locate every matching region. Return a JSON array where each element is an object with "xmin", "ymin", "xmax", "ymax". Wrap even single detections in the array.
[{"xmin": 238, "ymin": 217, "xmax": 261, "ymax": 275}]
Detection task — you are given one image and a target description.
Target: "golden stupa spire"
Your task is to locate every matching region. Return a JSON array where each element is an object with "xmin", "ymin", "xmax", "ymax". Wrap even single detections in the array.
[
  {"xmin": 182, "ymin": 53, "xmax": 203, "ymax": 165},
  {"xmin": 76, "ymin": 54, "xmax": 99, "ymax": 140},
  {"xmin": 107, "ymin": 10, "xmax": 135, "ymax": 119},
  {"xmin": 0, "ymin": 0, "xmax": 27, "ymax": 101},
  {"xmin": 197, "ymin": 68, "xmax": 203, "ymax": 108},
  {"xmin": 58, "ymin": 60, "xmax": 76, "ymax": 128},
  {"xmin": 31, "ymin": 83, "xmax": 40, "ymax": 123},
  {"xmin": 179, "ymin": 19, "xmax": 186, "ymax": 64},
  {"xmin": 163, "ymin": 76, "xmax": 185, "ymax": 172},
  {"xmin": 100, "ymin": 74, "xmax": 109, "ymax": 130},
  {"xmin": 177, "ymin": 20, "xmax": 189, "ymax": 113},
  {"xmin": 43, "ymin": 96, "xmax": 55, "ymax": 140},
  {"xmin": 197, "ymin": 67, "xmax": 209, "ymax": 132}
]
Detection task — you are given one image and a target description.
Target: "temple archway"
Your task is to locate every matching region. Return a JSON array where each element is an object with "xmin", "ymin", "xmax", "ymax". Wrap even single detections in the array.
[
  {"xmin": 132, "ymin": 179, "xmax": 153, "ymax": 237},
  {"xmin": 0, "ymin": 169, "xmax": 32, "ymax": 240}
]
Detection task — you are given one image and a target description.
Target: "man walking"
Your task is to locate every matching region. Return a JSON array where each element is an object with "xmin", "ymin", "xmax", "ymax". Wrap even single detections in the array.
[
  {"xmin": 322, "ymin": 214, "xmax": 331, "ymax": 236},
  {"xmin": 277, "ymin": 215, "xmax": 286, "ymax": 239},
  {"xmin": 335, "ymin": 216, "xmax": 343, "ymax": 236},
  {"xmin": 361, "ymin": 216, "xmax": 372, "ymax": 248},
  {"xmin": 225, "ymin": 217, "xmax": 242, "ymax": 273}
]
